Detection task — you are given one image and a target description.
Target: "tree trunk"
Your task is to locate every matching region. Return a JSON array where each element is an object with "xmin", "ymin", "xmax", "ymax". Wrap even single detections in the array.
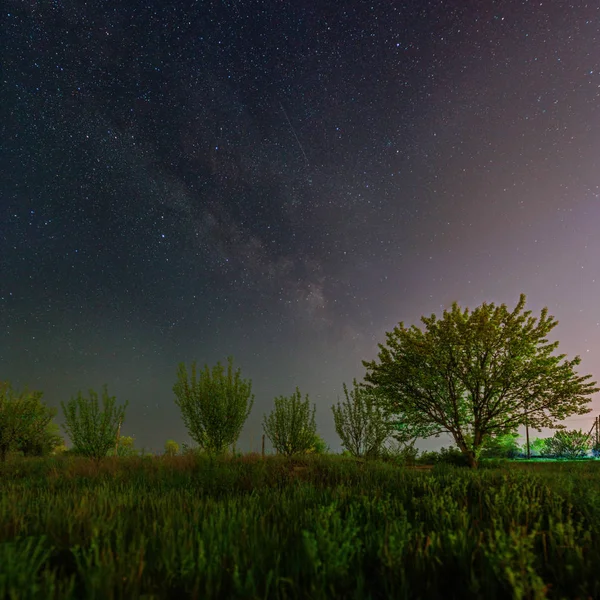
[
  {"xmin": 455, "ymin": 438, "xmax": 479, "ymax": 469},
  {"xmin": 466, "ymin": 451, "xmax": 478, "ymax": 469},
  {"xmin": 115, "ymin": 419, "xmax": 122, "ymax": 456}
]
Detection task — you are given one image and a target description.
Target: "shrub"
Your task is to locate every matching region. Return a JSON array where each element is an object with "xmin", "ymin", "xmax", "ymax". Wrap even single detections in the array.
[
  {"xmin": 173, "ymin": 357, "xmax": 254, "ymax": 456},
  {"xmin": 164, "ymin": 440, "xmax": 180, "ymax": 457},
  {"xmin": 544, "ymin": 429, "xmax": 592, "ymax": 459},
  {"xmin": 479, "ymin": 432, "xmax": 521, "ymax": 459},
  {"xmin": 378, "ymin": 440, "xmax": 419, "ymax": 466},
  {"xmin": 415, "ymin": 447, "xmax": 470, "ymax": 467},
  {"xmin": 262, "ymin": 388, "xmax": 317, "ymax": 456},
  {"xmin": 60, "ymin": 385, "xmax": 128, "ymax": 463},
  {"xmin": 331, "ymin": 379, "xmax": 397, "ymax": 459}
]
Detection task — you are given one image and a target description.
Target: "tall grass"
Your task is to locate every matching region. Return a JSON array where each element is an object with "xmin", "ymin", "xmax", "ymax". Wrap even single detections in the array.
[{"xmin": 0, "ymin": 453, "xmax": 598, "ymax": 599}]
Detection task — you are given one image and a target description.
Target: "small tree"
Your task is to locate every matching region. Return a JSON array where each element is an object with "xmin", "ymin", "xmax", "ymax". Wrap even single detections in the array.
[
  {"xmin": 524, "ymin": 437, "xmax": 549, "ymax": 457},
  {"xmin": 305, "ymin": 432, "xmax": 330, "ymax": 455},
  {"xmin": 173, "ymin": 356, "xmax": 254, "ymax": 456},
  {"xmin": 52, "ymin": 438, "xmax": 69, "ymax": 455},
  {"xmin": 17, "ymin": 420, "xmax": 64, "ymax": 457},
  {"xmin": 263, "ymin": 387, "xmax": 317, "ymax": 456},
  {"xmin": 108, "ymin": 435, "xmax": 138, "ymax": 457},
  {"xmin": 0, "ymin": 382, "xmax": 55, "ymax": 462},
  {"xmin": 60, "ymin": 385, "xmax": 128, "ymax": 463},
  {"xmin": 544, "ymin": 429, "xmax": 592, "ymax": 459},
  {"xmin": 331, "ymin": 380, "xmax": 398, "ymax": 459},
  {"xmin": 164, "ymin": 439, "xmax": 180, "ymax": 456},
  {"xmin": 479, "ymin": 431, "xmax": 522, "ymax": 459}
]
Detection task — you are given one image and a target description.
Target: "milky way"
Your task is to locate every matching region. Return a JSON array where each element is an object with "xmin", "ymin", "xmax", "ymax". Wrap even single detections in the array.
[{"xmin": 2, "ymin": 0, "xmax": 599, "ymax": 453}]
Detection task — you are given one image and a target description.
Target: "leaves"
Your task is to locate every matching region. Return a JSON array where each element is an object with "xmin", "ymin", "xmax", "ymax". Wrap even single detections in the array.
[
  {"xmin": 331, "ymin": 380, "xmax": 397, "ymax": 459},
  {"xmin": 60, "ymin": 385, "xmax": 128, "ymax": 462},
  {"xmin": 173, "ymin": 356, "xmax": 254, "ymax": 456},
  {"xmin": 164, "ymin": 439, "xmax": 180, "ymax": 456},
  {"xmin": 362, "ymin": 294, "xmax": 599, "ymax": 468},
  {"xmin": 262, "ymin": 387, "xmax": 317, "ymax": 456},
  {"xmin": 543, "ymin": 429, "xmax": 592, "ymax": 459},
  {"xmin": 0, "ymin": 382, "xmax": 58, "ymax": 461}
]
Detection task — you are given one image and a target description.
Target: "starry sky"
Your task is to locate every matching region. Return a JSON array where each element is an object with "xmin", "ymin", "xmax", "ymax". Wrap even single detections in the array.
[{"xmin": 2, "ymin": 0, "xmax": 599, "ymax": 455}]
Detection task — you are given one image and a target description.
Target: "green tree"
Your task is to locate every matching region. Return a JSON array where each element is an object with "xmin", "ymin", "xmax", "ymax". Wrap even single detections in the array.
[
  {"xmin": 60, "ymin": 385, "xmax": 128, "ymax": 463},
  {"xmin": 544, "ymin": 429, "xmax": 592, "ymax": 459},
  {"xmin": 52, "ymin": 438, "xmax": 69, "ymax": 455},
  {"xmin": 362, "ymin": 294, "xmax": 598, "ymax": 468},
  {"xmin": 479, "ymin": 431, "xmax": 521, "ymax": 459},
  {"xmin": 305, "ymin": 432, "xmax": 330, "ymax": 455},
  {"xmin": 164, "ymin": 439, "xmax": 180, "ymax": 456},
  {"xmin": 17, "ymin": 420, "xmax": 64, "ymax": 457},
  {"xmin": 0, "ymin": 382, "xmax": 55, "ymax": 462},
  {"xmin": 525, "ymin": 437, "xmax": 549, "ymax": 457},
  {"xmin": 331, "ymin": 380, "xmax": 398, "ymax": 459},
  {"xmin": 263, "ymin": 387, "xmax": 317, "ymax": 456},
  {"xmin": 108, "ymin": 435, "xmax": 138, "ymax": 457},
  {"xmin": 173, "ymin": 356, "xmax": 254, "ymax": 456}
]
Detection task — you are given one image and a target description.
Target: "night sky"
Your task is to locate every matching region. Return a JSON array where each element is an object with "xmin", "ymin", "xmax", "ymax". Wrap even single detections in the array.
[{"xmin": 2, "ymin": 0, "xmax": 599, "ymax": 455}]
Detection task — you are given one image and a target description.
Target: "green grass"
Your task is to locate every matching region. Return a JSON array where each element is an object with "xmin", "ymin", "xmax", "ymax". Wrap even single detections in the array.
[{"xmin": 0, "ymin": 453, "xmax": 599, "ymax": 599}]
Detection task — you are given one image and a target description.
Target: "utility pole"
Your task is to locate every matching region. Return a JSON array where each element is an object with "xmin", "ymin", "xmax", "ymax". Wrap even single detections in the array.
[
  {"xmin": 584, "ymin": 418, "xmax": 597, "ymax": 457},
  {"xmin": 525, "ymin": 411, "xmax": 530, "ymax": 459}
]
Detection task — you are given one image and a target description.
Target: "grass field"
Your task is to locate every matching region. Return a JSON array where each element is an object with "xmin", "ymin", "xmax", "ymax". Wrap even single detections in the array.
[{"xmin": 1, "ymin": 452, "xmax": 599, "ymax": 599}]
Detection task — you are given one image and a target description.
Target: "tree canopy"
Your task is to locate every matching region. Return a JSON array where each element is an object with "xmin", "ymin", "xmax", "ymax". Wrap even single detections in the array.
[
  {"xmin": 331, "ymin": 379, "xmax": 397, "ymax": 459},
  {"xmin": 173, "ymin": 356, "xmax": 254, "ymax": 456},
  {"xmin": 0, "ymin": 382, "xmax": 60, "ymax": 461},
  {"xmin": 362, "ymin": 294, "xmax": 598, "ymax": 468},
  {"xmin": 262, "ymin": 387, "xmax": 317, "ymax": 456},
  {"xmin": 60, "ymin": 385, "xmax": 128, "ymax": 463}
]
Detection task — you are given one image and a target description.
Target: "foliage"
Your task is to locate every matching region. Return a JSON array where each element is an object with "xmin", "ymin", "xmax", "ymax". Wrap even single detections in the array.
[
  {"xmin": 437, "ymin": 446, "xmax": 471, "ymax": 466},
  {"xmin": 60, "ymin": 385, "xmax": 128, "ymax": 463},
  {"xmin": 51, "ymin": 439, "xmax": 69, "ymax": 455},
  {"xmin": 537, "ymin": 438, "xmax": 555, "ymax": 458},
  {"xmin": 520, "ymin": 436, "xmax": 550, "ymax": 457},
  {"xmin": 1, "ymin": 457, "xmax": 600, "ymax": 598},
  {"xmin": 164, "ymin": 439, "xmax": 180, "ymax": 456},
  {"xmin": 305, "ymin": 432, "xmax": 331, "ymax": 455},
  {"xmin": 331, "ymin": 379, "xmax": 398, "ymax": 459},
  {"xmin": 180, "ymin": 442, "xmax": 197, "ymax": 457},
  {"xmin": 378, "ymin": 438, "xmax": 419, "ymax": 465},
  {"xmin": 173, "ymin": 356, "xmax": 254, "ymax": 456},
  {"xmin": 0, "ymin": 382, "xmax": 56, "ymax": 462},
  {"xmin": 119, "ymin": 436, "xmax": 138, "ymax": 457},
  {"xmin": 479, "ymin": 431, "xmax": 522, "ymax": 459},
  {"xmin": 107, "ymin": 435, "xmax": 138, "ymax": 457},
  {"xmin": 16, "ymin": 420, "xmax": 64, "ymax": 458},
  {"xmin": 414, "ymin": 450, "xmax": 439, "ymax": 465},
  {"xmin": 362, "ymin": 293, "xmax": 599, "ymax": 468},
  {"xmin": 415, "ymin": 446, "xmax": 470, "ymax": 467},
  {"xmin": 592, "ymin": 441, "xmax": 600, "ymax": 458},
  {"xmin": 262, "ymin": 387, "xmax": 317, "ymax": 456},
  {"xmin": 543, "ymin": 429, "xmax": 592, "ymax": 459}
]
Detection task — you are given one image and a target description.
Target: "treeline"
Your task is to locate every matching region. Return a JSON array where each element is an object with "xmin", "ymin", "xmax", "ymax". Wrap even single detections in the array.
[
  {"xmin": 0, "ymin": 365, "xmax": 411, "ymax": 464},
  {"xmin": 1, "ymin": 293, "xmax": 598, "ymax": 468},
  {"xmin": 1, "ymin": 375, "xmax": 598, "ymax": 465}
]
